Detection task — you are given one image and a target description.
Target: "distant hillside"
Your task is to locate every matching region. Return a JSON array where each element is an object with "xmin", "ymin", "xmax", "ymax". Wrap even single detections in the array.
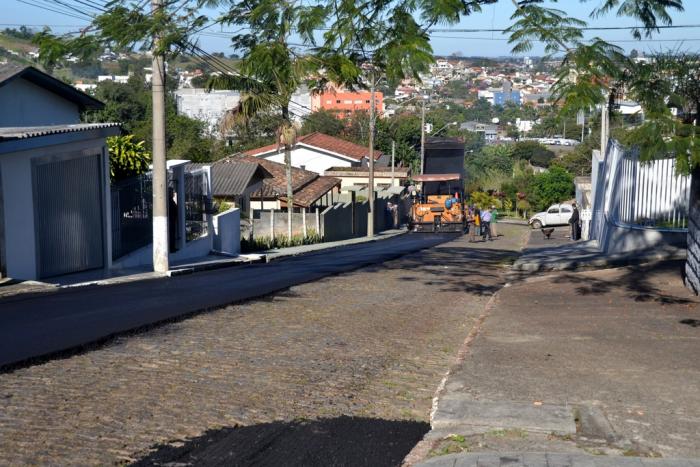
[{"xmin": 0, "ymin": 30, "xmax": 36, "ymax": 66}]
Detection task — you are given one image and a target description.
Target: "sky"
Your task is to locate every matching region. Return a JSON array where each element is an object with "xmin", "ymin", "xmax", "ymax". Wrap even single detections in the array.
[{"xmin": 4, "ymin": 0, "xmax": 700, "ymax": 58}]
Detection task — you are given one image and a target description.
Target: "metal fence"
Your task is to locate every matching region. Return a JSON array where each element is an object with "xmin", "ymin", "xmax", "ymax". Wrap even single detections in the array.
[
  {"xmin": 111, "ymin": 174, "xmax": 153, "ymax": 259},
  {"xmin": 609, "ymin": 145, "xmax": 690, "ymax": 229},
  {"xmin": 184, "ymin": 168, "xmax": 209, "ymax": 241}
]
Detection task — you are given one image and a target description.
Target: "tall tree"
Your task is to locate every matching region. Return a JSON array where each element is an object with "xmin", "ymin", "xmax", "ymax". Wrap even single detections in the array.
[{"xmin": 205, "ymin": 0, "xmax": 333, "ymax": 239}]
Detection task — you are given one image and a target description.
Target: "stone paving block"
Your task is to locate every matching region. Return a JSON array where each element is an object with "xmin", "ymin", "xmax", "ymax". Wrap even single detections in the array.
[{"xmin": 0, "ymin": 225, "xmax": 529, "ymax": 465}]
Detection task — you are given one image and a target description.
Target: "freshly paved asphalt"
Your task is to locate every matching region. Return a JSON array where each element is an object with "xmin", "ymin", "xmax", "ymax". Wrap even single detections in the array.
[{"xmin": 0, "ymin": 233, "xmax": 455, "ymax": 369}]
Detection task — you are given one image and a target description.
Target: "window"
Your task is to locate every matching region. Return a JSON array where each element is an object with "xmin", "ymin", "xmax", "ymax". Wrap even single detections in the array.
[
  {"xmin": 561, "ymin": 206, "xmax": 572, "ymax": 213},
  {"xmin": 547, "ymin": 208, "xmax": 559, "ymax": 214},
  {"xmin": 365, "ymin": 100, "xmax": 370, "ymax": 104},
  {"xmin": 336, "ymin": 99, "xmax": 341, "ymax": 104}
]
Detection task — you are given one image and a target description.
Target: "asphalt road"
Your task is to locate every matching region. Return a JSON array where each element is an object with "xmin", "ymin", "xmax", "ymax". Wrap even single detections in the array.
[{"xmin": 0, "ymin": 233, "xmax": 455, "ymax": 369}]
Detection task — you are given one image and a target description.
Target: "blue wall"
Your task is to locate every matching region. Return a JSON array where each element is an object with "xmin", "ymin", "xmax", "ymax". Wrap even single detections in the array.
[{"xmin": 494, "ymin": 91, "xmax": 522, "ymax": 106}]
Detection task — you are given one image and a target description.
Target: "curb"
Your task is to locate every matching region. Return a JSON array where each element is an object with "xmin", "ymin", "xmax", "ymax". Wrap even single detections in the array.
[
  {"xmin": 167, "ymin": 255, "xmax": 266, "ymax": 276},
  {"xmin": 2, "ymin": 232, "xmax": 409, "ymax": 297},
  {"xmin": 403, "ymin": 287, "xmax": 505, "ymax": 466},
  {"xmin": 512, "ymin": 251, "xmax": 686, "ymax": 273},
  {"xmin": 263, "ymin": 229, "xmax": 409, "ymax": 262}
]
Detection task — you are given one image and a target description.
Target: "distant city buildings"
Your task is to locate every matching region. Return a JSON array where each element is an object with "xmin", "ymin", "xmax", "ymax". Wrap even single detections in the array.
[{"xmin": 98, "ymin": 74, "xmax": 131, "ymax": 84}]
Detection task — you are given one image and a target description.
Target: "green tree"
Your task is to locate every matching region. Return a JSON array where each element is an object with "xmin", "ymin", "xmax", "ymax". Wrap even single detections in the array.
[
  {"xmin": 529, "ymin": 166, "xmax": 574, "ymax": 212},
  {"xmin": 107, "ymin": 135, "xmax": 151, "ymax": 181},
  {"xmin": 512, "ymin": 141, "xmax": 555, "ymax": 167},
  {"xmin": 300, "ymin": 110, "xmax": 345, "ymax": 137}
]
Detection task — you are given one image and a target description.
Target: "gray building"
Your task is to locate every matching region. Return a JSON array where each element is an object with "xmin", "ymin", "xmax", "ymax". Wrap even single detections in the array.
[
  {"xmin": 460, "ymin": 121, "xmax": 498, "ymax": 141},
  {"xmin": 0, "ymin": 64, "xmax": 119, "ymax": 280}
]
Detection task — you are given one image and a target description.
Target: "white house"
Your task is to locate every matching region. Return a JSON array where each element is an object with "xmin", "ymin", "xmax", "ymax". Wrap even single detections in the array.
[
  {"xmin": 97, "ymin": 74, "xmax": 131, "ymax": 84},
  {"xmin": 242, "ymin": 132, "xmax": 385, "ymax": 175},
  {"xmin": 0, "ymin": 64, "xmax": 120, "ymax": 280},
  {"xmin": 324, "ymin": 166, "xmax": 409, "ymax": 190}
]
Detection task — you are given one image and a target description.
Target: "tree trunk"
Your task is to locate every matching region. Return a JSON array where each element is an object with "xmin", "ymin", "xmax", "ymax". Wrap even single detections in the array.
[{"xmin": 685, "ymin": 165, "xmax": 700, "ymax": 294}]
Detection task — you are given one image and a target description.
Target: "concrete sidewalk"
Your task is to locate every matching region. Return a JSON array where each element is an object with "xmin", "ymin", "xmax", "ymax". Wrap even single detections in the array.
[
  {"xmin": 0, "ymin": 229, "xmax": 407, "ymax": 299},
  {"xmin": 419, "ymin": 452, "xmax": 700, "ymax": 466},
  {"xmin": 512, "ymin": 227, "xmax": 685, "ymax": 272},
  {"xmin": 414, "ymin": 260, "xmax": 700, "ymax": 465}
]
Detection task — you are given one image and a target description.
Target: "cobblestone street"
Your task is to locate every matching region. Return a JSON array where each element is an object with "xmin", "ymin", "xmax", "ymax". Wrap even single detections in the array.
[{"xmin": 0, "ymin": 225, "xmax": 527, "ymax": 465}]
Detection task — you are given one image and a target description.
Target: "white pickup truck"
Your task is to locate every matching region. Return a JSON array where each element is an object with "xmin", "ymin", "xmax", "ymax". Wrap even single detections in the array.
[{"xmin": 529, "ymin": 203, "xmax": 574, "ymax": 229}]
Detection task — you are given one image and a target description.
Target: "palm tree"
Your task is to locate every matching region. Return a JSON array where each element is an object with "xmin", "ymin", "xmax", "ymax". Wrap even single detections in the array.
[{"xmin": 206, "ymin": 0, "xmax": 327, "ymax": 239}]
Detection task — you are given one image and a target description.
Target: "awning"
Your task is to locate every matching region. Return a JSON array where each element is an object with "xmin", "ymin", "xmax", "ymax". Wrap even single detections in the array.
[{"xmin": 412, "ymin": 173, "xmax": 461, "ymax": 182}]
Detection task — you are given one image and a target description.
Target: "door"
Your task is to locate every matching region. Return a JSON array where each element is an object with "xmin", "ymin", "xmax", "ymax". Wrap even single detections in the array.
[
  {"xmin": 34, "ymin": 154, "xmax": 104, "ymax": 278},
  {"xmin": 545, "ymin": 206, "xmax": 560, "ymax": 226}
]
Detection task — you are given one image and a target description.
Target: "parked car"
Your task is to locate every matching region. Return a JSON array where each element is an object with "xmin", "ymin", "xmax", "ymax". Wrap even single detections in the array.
[{"xmin": 529, "ymin": 203, "xmax": 574, "ymax": 229}]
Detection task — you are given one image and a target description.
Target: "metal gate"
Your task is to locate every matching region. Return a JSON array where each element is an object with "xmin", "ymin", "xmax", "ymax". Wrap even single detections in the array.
[{"xmin": 34, "ymin": 154, "xmax": 104, "ymax": 278}]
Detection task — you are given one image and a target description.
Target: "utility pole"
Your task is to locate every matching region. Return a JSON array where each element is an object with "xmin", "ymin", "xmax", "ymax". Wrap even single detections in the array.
[
  {"xmin": 151, "ymin": 0, "xmax": 169, "ymax": 273},
  {"xmin": 420, "ymin": 97, "xmax": 426, "ymax": 175},
  {"xmin": 367, "ymin": 69, "xmax": 376, "ymax": 237},
  {"xmin": 391, "ymin": 140, "xmax": 395, "ymax": 186}
]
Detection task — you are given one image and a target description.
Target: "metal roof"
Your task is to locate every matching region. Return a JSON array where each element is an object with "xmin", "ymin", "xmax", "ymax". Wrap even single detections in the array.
[
  {"xmin": 0, "ymin": 123, "xmax": 121, "ymax": 141},
  {"xmin": 0, "ymin": 63, "xmax": 105, "ymax": 111},
  {"xmin": 192, "ymin": 160, "xmax": 273, "ymax": 197}
]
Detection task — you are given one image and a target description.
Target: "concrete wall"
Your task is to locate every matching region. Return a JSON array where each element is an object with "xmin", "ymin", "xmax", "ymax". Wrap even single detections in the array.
[
  {"xmin": 0, "ymin": 78, "xmax": 79, "ymax": 126},
  {"xmin": 333, "ymin": 174, "xmax": 404, "ymax": 189},
  {"xmin": 212, "ymin": 207, "xmax": 240, "ymax": 255},
  {"xmin": 112, "ymin": 232, "xmax": 214, "ymax": 269},
  {"xmin": 320, "ymin": 196, "xmax": 398, "ymax": 242},
  {"xmin": 0, "ymin": 136, "xmax": 111, "ymax": 280}
]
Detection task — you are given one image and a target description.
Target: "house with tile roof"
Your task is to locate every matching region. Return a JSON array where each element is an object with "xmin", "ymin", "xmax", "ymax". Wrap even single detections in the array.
[
  {"xmin": 237, "ymin": 155, "xmax": 341, "ymax": 212},
  {"xmin": 242, "ymin": 132, "xmax": 387, "ymax": 175},
  {"xmin": 188, "ymin": 159, "xmax": 272, "ymax": 216}
]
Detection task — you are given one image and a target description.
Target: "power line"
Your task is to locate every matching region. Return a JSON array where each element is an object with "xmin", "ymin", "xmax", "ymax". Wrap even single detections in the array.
[
  {"xmin": 429, "ymin": 24, "xmax": 700, "ymax": 33},
  {"xmin": 430, "ymin": 35, "xmax": 700, "ymax": 44}
]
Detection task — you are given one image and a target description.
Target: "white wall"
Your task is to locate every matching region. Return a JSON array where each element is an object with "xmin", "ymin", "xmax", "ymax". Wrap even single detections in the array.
[
  {"xmin": 0, "ymin": 137, "xmax": 110, "ymax": 280},
  {"xmin": 337, "ymin": 175, "xmax": 403, "ymax": 188},
  {"xmin": 174, "ymin": 88, "xmax": 240, "ymax": 133},
  {"xmin": 250, "ymin": 200, "xmax": 279, "ymax": 212},
  {"xmin": 0, "ymin": 79, "xmax": 79, "ymax": 126},
  {"xmin": 262, "ymin": 146, "xmax": 354, "ymax": 175},
  {"xmin": 212, "ymin": 207, "xmax": 241, "ymax": 255}
]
